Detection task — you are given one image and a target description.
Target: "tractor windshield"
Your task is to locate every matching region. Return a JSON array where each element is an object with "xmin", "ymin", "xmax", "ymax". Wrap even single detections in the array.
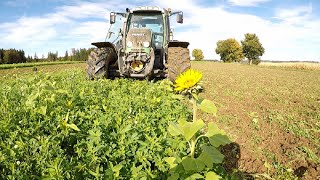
[{"xmin": 128, "ymin": 12, "xmax": 164, "ymax": 47}]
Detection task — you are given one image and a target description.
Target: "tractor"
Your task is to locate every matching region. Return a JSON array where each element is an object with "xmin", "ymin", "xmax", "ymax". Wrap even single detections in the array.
[{"xmin": 86, "ymin": 6, "xmax": 191, "ymax": 81}]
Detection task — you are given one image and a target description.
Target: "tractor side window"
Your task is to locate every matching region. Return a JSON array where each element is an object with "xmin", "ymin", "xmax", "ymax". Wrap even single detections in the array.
[{"xmin": 107, "ymin": 15, "xmax": 124, "ymax": 43}]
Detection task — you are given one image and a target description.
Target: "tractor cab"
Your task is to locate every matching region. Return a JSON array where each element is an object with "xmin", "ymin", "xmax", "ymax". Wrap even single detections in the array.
[{"xmin": 127, "ymin": 12, "xmax": 164, "ymax": 49}]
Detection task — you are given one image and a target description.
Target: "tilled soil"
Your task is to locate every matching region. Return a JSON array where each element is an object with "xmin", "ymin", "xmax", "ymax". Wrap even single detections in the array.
[{"xmin": 193, "ymin": 62, "xmax": 320, "ymax": 179}]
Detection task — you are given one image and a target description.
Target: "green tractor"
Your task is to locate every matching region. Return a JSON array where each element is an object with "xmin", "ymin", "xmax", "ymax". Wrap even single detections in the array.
[{"xmin": 86, "ymin": 6, "xmax": 191, "ymax": 81}]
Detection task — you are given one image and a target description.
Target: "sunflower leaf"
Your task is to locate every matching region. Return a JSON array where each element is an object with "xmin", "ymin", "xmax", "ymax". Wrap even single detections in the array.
[{"xmin": 197, "ymin": 99, "xmax": 217, "ymax": 115}]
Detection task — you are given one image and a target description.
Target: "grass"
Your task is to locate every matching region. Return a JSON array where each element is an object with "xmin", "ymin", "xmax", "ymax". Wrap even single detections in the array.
[
  {"xmin": 0, "ymin": 61, "xmax": 84, "ymax": 69},
  {"xmin": 0, "ymin": 61, "xmax": 319, "ymax": 179}
]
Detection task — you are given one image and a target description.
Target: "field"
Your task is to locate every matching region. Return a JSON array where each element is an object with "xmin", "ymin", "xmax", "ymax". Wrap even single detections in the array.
[
  {"xmin": 259, "ymin": 62, "xmax": 320, "ymax": 71},
  {"xmin": 192, "ymin": 62, "xmax": 320, "ymax": 179},
  {"xmin": 0, "ymin": 62, "xmax": 319, "ymax": 179},
  {"xmin": 0, "ymin": 61, "xmax": 83, "ymax": 70}
]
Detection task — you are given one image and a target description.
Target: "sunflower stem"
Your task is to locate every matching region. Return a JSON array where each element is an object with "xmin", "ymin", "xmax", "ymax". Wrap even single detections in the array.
[
  {"xmin": 190, "ymin": 95, "xmax": 198, "ymax": 158},
  {"xmin": 192, "ymin": 96, "xmax": 197, "ymax": 123}
]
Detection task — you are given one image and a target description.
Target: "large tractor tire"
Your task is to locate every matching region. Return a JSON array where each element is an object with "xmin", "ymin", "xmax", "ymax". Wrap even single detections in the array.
[
  {"xmin": 86, "ymin": 47, "xmax": 116, "ymax": 80},
  {"xmin": 167, "ymin": 47, "xmax": 191, "ymax": 82}
]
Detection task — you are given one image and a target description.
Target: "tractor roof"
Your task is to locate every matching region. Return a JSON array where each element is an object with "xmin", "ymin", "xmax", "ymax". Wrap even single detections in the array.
[{"xmin": 130, "ymin": 6, "xmax": 168, "ymax": 14}]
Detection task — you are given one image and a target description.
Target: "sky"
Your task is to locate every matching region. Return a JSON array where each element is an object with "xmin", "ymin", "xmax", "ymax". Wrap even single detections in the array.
[{"xmin": 0, "ymin": 0, "xmax": 320, "ymax": 61}]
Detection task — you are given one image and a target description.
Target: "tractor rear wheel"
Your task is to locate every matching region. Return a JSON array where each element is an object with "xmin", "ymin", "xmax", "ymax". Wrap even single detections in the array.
[
  {"xmin": 86, "ymin": 47, "xmax": 116, "ymax": 80},
  {"xmin": 167, "ymin": 47, "xmax": 191, "ymax": 82}
]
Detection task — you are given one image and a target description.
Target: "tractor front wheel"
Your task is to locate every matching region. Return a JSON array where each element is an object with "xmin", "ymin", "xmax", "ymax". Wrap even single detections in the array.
[
  {"xmin": 167, "ymin": 47, "xmax": 191, "ymax": 82},
  {"xmin": 86, "ymin": 47, "xmax": 116, "ymax": 80}
]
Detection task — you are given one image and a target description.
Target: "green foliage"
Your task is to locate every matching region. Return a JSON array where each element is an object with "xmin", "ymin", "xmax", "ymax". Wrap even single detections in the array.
[
  {"xmin": 0, "ymin": 48, "xmax": 93, "ymax": 65},
  {"xmin": 192, "ymin": 49, "xmax": 204, "ymax": 61},
  {"xmin": 0, "ymin": 71, "xmax": 191, "ymax": 179},
  {"xmin": 252, "ymin": 58, "xmax": 261, "ymax": 65},
  {"xmin": 215, "ymin": 38, "xmax": 244, "ymax": 63},
  {"xmin": 241, "ymin": 33, "xmax": 265, "ymax": 65},
  {"xmin": 0, "ymin": 61, "xmax": 83, "ymax": 70},
  {"xmin": 167, "ymin": 75, "xmax": 232, "ymax": 179},
  {"xmin": 167, "ymin": 119, "xmax": 232, "ymax": 179},
  {"xmin": 0, "ymin": 49, "xmax": 26, "ymax": 64},
  {"xmin": 63, "ymin": 51, "xmax": 69, "ymax": 61}
]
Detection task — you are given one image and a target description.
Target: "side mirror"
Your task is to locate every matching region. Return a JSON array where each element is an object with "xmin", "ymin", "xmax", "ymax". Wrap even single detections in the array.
[
  {"xmin": 110, "ymin": 13, "xmax": 116, "ymax": 24},
  {"xmin": 177, "ymin": 13, "xmax": 183, "ymax": 24}
]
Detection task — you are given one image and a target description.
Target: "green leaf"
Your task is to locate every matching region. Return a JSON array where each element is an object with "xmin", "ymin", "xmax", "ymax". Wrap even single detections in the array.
[
  {"xmin": 112, "ymin": 164, "xmax": 122, "ymax": 172},
  {"xmin": 179, "ymin": 119, "xmax": 205, "ymax": 141},
  {"xmin": 112, "ymin": 164, "xmax": 122, "ymax": 177},
  {"xmin": 168, "ymin": 173, "xmax": 179, "ymax": 180},
  {"xmin": 168, "ymin": 122, "xmax": 183, "ymax": 136},
  {"xmin": 64, "ymin": 112, "xmax": 69, "ymax": 123},
  {"xmin": 185, "ymin": 173, "xmax": 204, "ymax": 180},
  {"xmin": 56, "ymin": 89, "xmax": 68, "ymax": 94},
  {"xmin": 36, "ymin": 106, "xmax": 47, "ymax": 115},
  {"xmin": 198, "ymin": 145, "xmax": 224, "ymax": 166},
  {"xmin": 209, "ymin": 134, "xmax": 231, "ymax": 148},
  {"xmin": 205, "ymin": 123, "xmax": 231, "ymax": 147},
  {"xmin": 66, "ymin": 123, "xmax": 80, "ymax": 131},
  {"xmin": 197, "ymin": 99, "xmax": 217, "ymax": 115},
  {"xmin": 182, "ymin": 157, "xmax": 205, "ymax": 172},
  {"xmin": 120, "ymin": 124, "xmax": 131, "ymax": 134},
  {"xmin": 205, "ymin": 123, "xmax": 225, "ymax": 137},
  {"xmin": 205, "ymin": 171, "xmax": 221, "ymax": 180},
  {"xmin": 164, "ymin": 157, "xmax": 177, "ymax": 169}
]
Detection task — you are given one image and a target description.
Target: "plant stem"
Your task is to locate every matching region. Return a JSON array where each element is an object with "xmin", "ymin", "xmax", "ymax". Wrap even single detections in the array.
[
  {"xmin": 192, "ymin": 97, "xmax": 197, "ymax": 123},
  {"xmin": 190, "ymin": 97, "xmax": 197, "ymax": 158},
  {"xmin": 190, "ymin": 140, "xmax": 196, "ymax": 158}
]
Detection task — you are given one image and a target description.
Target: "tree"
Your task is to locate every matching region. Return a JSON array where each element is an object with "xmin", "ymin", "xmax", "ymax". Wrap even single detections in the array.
[
  {"xmin": 241, "ymin": 33, "xmax": 264, "ymax": 65},
  {"xmin": 47, "ymin": 51, "xmax": 58, "ymax": 61},
  {"xmin": 0, "ymin": 49, "xmax": 4, "ymax": 64},
  {"xmin": 63, "ymin": 51, "xmax": 69, "ymax": 61},
  {"xmin": 215, "ymin": 38, "xmax": 244, "ymax": 63},
  {"xmin": 192, "ymin": 49, "xmax": 204, "ymax": 61},
  {"xmin": 34, "ymin": 52, "xmax": 39, "ymax": 62}
]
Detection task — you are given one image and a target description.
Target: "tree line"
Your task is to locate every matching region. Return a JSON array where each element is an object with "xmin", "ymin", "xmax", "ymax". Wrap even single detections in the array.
[
  {"xmin": 192, "ymin": 33, "xmax": 265, "ymax": 65},
  {"xmin": 0, "ymin": 48, "xmax": 93, "ymax": 64}
]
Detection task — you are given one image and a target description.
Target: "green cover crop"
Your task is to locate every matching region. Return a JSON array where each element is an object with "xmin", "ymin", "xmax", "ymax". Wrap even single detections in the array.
[{"xmin": 0, "ymin": 71, "xmax": 190, "ymax": 179}]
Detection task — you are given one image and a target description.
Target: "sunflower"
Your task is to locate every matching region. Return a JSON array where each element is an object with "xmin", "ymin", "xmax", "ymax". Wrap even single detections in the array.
[{"xmin": 174, "ymin": 69, "xmax": 202, "ymax": 92}]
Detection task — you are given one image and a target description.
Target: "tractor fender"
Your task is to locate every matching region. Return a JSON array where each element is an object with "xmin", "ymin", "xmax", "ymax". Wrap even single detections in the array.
[
  {"xmin": 91, "ymin": 42, "xmax": 117, "ymax": 53},
  {"xmin": 168, "ymin": 41, "xmax": 189, "ymax": 48}
]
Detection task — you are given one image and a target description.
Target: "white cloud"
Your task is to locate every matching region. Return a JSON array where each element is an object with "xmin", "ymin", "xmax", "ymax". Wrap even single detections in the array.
[
  {"xmin": 0, "ymin": 0, "xmax": 129, "ymax": 56},
  {"xmin": 154, "ymin": 0, "xmax": 320, "ymax": 61},
  {"xmin": 274, "ymin": 4, "xmax": 312, "ymax": 25},
  {"xmin": 0, "ymin": 0, "xmax": 319, "ymax": 61},
  {"xmin": 227, "ymin": 0, "xmax": 269, "ymax": 7}
]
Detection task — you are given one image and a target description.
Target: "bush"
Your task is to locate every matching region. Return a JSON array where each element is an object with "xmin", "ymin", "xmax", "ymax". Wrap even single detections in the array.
[{"xmin": 0, "ymin": 71, "xmax": 189, "ymax": 179}]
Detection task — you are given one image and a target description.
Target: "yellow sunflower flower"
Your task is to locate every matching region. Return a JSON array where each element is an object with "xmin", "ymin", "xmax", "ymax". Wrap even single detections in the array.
[{"xmin": 174, "ymin": 69, "xmax": 202, "ymax": 92}]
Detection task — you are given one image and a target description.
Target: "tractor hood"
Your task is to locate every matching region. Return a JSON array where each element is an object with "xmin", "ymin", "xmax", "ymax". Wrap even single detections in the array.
[{"xmin": 126, "ymin": 28, "xmax": 152, "ymax": 50}]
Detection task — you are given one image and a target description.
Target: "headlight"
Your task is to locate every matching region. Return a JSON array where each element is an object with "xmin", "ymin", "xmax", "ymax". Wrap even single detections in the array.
[
  {"xmin": 127, "ymin": 41, "xmax": 133, "ymax": 48},
  {"xmin": 143, "ymin": 42, "xmax": 150, "ymax": 48}
]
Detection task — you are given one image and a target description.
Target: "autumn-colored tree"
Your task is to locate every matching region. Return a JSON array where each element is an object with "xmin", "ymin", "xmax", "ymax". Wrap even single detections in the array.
[
  {"xmin": 215, "ymin": 38, "xmax": 244, "ymax": 62},
  {"xmin": 192, "ymin": 49, "xmax": 204, "ymax": 61},
  {"xmin": 241, "ymin": 33, "xmax": 264, "ymax": 65}
]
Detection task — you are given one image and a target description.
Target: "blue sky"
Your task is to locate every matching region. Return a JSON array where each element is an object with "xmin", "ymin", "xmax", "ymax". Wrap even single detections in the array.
[{"xmin": 0, "ymin": 0, "xmax": 319, "ymax": 61}]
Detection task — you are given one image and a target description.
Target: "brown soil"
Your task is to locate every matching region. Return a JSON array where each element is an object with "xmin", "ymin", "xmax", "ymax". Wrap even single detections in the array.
[{"xmin": 193, "ymin": 62, "xmax": 320, "ymax": 179}]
